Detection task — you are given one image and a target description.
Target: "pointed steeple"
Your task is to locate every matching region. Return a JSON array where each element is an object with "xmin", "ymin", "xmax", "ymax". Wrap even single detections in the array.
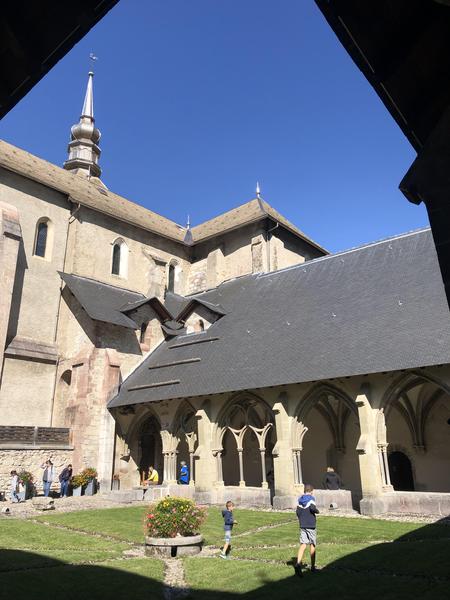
[
  {"xmin": 64, "ymin": 71, "xmax": 102, "ymax": 180},
  {"xmin": 81, "ymin": 71, "xmax": 94, "ymax": 119}
]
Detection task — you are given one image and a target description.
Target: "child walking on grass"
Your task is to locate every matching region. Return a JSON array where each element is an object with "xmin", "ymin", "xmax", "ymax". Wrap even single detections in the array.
[
  {"xmin": 295, "ymin": 483, "xmax": 319, "ymax": 577},
  {"xmin": 220, "ymin": 500, "xmax": 237, "ymax": 559}
]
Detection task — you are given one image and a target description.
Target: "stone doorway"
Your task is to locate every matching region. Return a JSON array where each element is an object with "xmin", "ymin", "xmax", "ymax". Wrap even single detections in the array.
[
  {"xmin": 388, "ymin": 451, "xmax": 414, "ymax": 491},
  {"xmin": 138, "ymin": 416, "xmax": 163, "ymax": 484}
]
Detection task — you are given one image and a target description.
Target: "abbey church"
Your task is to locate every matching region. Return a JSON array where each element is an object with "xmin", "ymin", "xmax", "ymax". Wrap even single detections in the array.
[{"xmin": 1, "ymin": 73, "xmax": 450, "ymax": 515}]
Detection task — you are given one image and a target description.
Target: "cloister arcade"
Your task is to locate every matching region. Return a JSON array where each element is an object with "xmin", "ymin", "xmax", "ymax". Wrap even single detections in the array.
[
  {"xmin": 113, "ymin": 368, "xmax": 450, "ymax": 513},
  {"xmin": 212, "ymin": 394, "xmax": 276, "ymax": 492},
  {"xmin": 380, "ymin": 372, "xmax": 450, "ymax": 493},
  {"xmin": 292, "ymin": 384, "xmax": 362, "ymax": 499}
]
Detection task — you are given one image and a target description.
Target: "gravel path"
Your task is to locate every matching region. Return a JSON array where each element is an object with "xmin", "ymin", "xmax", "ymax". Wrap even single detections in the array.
[{"xmin": 162, "ymin": 558, "xmax": 190, "ymax": 600}]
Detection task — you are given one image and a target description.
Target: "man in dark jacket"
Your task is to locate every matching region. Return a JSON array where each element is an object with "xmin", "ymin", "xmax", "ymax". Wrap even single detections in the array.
[
  {"xmin": 323, "ymin": 467, "xmax": 342, "ymax": 490},
  {"xmin": 59, "ymin": 464, "xmax": 72, "ymax": 498},
  {"xmin": 295, "ymin": 484, "xmax": 320, "ymax": 576}
]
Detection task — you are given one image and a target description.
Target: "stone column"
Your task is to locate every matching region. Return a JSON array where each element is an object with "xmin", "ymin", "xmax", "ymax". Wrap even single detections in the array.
[
  {"xmin": 383, "ymin": 447, "xmax": 392, "ymax": 487},
  {"xmin": 189, "ymin": 451, "xmax": 195, "ymax": 485},
  {"xmin": 0, "ymin": 202, "xmax": 22, "ymax": 384},
  {"xmin": 260, "ymin": 449, "xmax": 268, "ymax": 489},
  {"xmin": 356, "ymin": 385, "xmax": 384, "ymax": 503},
  {"xmin": 237, "ymin": 447, "xmax": 245, "ymax": 487},
  {"xmin": 292, "ymin": 449, "xmax": 303, "ymax": 486},
  {"xmin": 213, "ymin": 449, "xmax": 224, "ymax": 486},
  {"xmin": 161, "ymin": 431, "xmax": 177, "ymax": 484},
  {"xmin": 163, "ymin": 453, "xmax": 168, "ymax": 483},
  {"xmin": 272, "ymin": 394, "xmax": 296, "ymax": 497},
  {"xmin": 193, "ymin": 405, "xmax": 217, "ymax": 491},
  {"xmin": 378, "ymin": 444, "xmax": 393, "ymax": 490}
]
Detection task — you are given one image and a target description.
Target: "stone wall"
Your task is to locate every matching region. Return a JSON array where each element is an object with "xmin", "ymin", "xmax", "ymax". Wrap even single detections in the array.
[
  {"xmin": 69, "ymin": 207, "xmax": 190, "ymax": 296},
  {"xmin": 0, "ymin": 447, "xmax": 73, "ymax": 494}
]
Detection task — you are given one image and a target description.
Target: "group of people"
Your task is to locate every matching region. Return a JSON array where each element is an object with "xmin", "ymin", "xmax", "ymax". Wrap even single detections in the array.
[
  {"xmin": 142, "ymin": 461, "xmax": 189, "ymax": 487},
  {"xmin": 9, "ymin": 460, "xmax": 73, "ymax": 502}
]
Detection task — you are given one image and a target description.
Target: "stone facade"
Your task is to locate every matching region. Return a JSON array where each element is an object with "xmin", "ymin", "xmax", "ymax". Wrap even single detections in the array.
[
  {"xmin": 0, "ymin": 138, "xmax": 321, "ymax": 495},
  {"xmin": 0, "ymin": 75, "xmax": 448, "ymax": 516}
]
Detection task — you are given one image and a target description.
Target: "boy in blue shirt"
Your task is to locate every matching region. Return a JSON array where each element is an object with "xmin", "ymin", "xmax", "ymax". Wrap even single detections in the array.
[
  {"xmin": 220, "ymin": 500, "xmax": 237, "ymax": 559},
  {"xmin": 295, "ymin": 484, "xmax": 319, "ymax": 576}
]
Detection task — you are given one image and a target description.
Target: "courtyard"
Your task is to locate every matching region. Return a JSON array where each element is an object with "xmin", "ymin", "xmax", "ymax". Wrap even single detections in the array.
[{"xmin": 1, "ymin": 503, "xmax": 449, "ymax": 600}]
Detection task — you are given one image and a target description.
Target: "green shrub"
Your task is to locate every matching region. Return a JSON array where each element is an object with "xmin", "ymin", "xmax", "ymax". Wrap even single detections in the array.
[
  {"xmin": 71, "ymin": 467, "xmax": 97, "ymax": 489},
  {"xmin": 81, "ymin": 467, "xmax": 97, "ymax": 482},
  {"xmin": 145, "ymin": 497, "xmax": 207, "ymax": 538},
  {"xmin": 18, "ymin": 470, "xmax": 34, "ymax": 484},
  {"xmin": 71, "ymin": 474, "xmax": 85, "ymax": 489}
]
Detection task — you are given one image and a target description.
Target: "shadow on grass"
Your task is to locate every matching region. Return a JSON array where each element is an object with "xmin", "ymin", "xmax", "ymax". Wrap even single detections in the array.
[
  {"xmin": 0, "ymin": 550, "xmax": 165, "ymax": 600},
  {"xmin": 276, "ymin": 516, "xmax": 450, "ymax": 600},
  {"xmin": 1, "ymin": 518, "xmax": 450, "ymax": 600}
]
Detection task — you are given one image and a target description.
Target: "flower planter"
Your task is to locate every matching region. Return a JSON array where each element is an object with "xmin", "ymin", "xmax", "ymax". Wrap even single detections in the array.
[
  {"xmin": 85, "ymin": 479, "xmax": 97, "ymax": 496},
  {"xmin": 72, "ymin": 486, "xmax": 83, "ymax": 497},
  {"xmin": 145, "ymin": 535, "xmax": 203, "ymax": 558}
]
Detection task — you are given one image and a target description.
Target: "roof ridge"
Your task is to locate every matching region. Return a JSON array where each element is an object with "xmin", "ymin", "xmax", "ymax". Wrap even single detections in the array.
[
  {"xmin": 0, "ymin": 139, "xmax": 188, "ymax": 236},
  {"xmin": 184, "ymin": 226, "xmax": 432, "ymax": 296},
  {"xmin": 258, "ymin": 226, "xmax": 432, "ymax": 279},
  {"xmin": 189, "ymin": 198, "xmax": 261, "ymax": 232}
]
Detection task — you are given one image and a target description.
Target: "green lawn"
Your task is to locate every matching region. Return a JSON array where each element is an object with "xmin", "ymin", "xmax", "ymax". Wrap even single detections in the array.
[
  {"xmin": 1, "ymin": 505, "xmax": 449, "ymax": 600},
  {"xmin": 36, "ymin": 505, "xmax": 295, "ymax": 545}
]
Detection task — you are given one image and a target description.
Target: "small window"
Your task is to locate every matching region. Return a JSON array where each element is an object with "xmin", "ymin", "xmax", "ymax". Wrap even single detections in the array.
[
  {"xmin": 111, "ymin": 238, "xmax": 129, "ymax": 278},
  {"xmin": 198, "ymin": 319, "xmax": 205, "ymax": 331},
  {"xmin": 168, "ymin": 264, "xmax": 176, "ymax": 292},
  {"xmin": 140, "ymin": 322, "xmax": 148, "ymax": 344},
  {"xmin": 34, "ymin": 221, "xmax": 48, "ymax": 257},
  {"xmin": 112, "ymin": 244, "xmax": 121, "ymax": 275}
]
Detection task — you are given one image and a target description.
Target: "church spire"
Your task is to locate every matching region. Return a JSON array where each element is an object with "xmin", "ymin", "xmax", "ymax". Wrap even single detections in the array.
[{"xmin": 64, "ymin": 71, "xmax": 102, "ymax": 180}]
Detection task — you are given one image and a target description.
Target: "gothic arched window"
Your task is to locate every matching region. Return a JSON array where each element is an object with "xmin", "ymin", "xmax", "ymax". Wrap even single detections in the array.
[
  {"xmin": 111, "ymin": 239, "xmax": 128, "ymax": 277},
  {"xmin": 112, "ymin": 244, "xmax": 121, "ymax": 275},
  {"xmin": 34, "ymin": 219, "xmax": 51, "ymax": 258},
  {"xmin": 168, "ymin": 264, "xmax": 176, "ymax": 293}
]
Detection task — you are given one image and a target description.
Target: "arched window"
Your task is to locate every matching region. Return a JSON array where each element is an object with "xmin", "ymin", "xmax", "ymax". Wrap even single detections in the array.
[
  {"xmin": 168, "ymin": 263, "xmax": 176, "ymax": 293},
  {"xmin": 111, "ymin": 239, "xmax": 128, "ymax": 277},
  {"xmin": 34, "ymin": 220, "xmax": 49, "ymax": 258},
  {"xmin": 112, "ymin": 243, "xmax": 121, "ymax": 275}
]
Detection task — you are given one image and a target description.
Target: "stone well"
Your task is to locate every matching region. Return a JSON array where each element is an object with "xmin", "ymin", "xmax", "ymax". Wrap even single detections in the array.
[{"xmin": 145, "ymin": 534, "xmax": 203, "ymax": 558}]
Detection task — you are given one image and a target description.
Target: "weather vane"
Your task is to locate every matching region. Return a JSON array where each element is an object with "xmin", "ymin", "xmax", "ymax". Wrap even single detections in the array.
[{"xmin": 89, "ymin": 52, "xmax": 98, "ymax": 72}]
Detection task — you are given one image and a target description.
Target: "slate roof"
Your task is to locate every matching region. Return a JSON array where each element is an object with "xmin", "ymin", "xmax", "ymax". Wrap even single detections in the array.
[
  {"xmin": 164, "ymin": 292, "xmax": 191, "ymax": 319},
  {"xmin": 60, "ymin": 273, "xmax": 145, "ymax": 329},
  {"xmin": 189, "ymin": 198, "xmax": 328, "ymax": 253},
  {"xmin": 0, "ymin": 140, "xmax": 326, "ymax": 252},
  {"xmin": 109, "ymin": 228, "xmax": 450, "ymax": 408},
  {"xmin": 0, "ymin": 141, "xmax": 186, "ymax": 242}
]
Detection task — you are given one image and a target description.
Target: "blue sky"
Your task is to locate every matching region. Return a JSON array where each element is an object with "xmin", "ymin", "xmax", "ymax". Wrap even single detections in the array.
[{"xmin": 0, "ymin": 0, "xmax": 428, "ymax": 252}]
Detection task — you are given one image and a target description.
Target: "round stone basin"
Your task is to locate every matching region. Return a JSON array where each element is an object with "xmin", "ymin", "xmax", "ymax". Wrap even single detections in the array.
[{"xmin": 145, "ymin": 534, "xmax": 203, "ymax": 558}]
